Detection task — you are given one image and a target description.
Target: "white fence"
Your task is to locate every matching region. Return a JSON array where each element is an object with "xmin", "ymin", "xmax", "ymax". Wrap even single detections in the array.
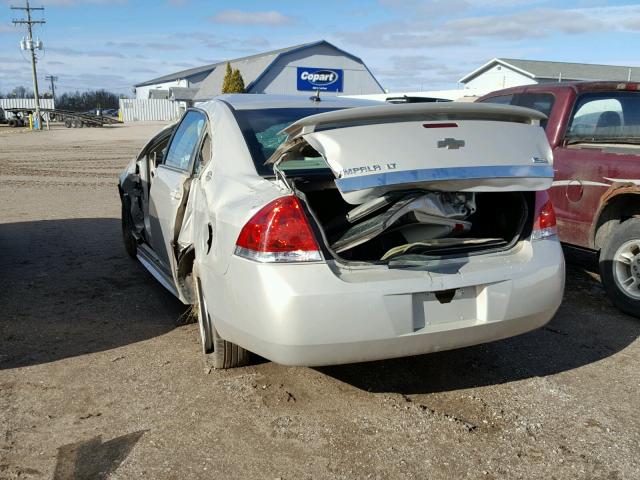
[
  {"xmin": 0, "ymin": 98, "xmax": 55, "ymax": 110},
  {"xmin": 119, "ymin": 99, "xmax": 183, "ymax": 122}
]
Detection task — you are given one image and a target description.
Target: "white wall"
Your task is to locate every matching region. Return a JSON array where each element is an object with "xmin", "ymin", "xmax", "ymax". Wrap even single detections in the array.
[
  {"xmin": 119, "ymin": 99, "xmax": 182, "ymax": 122},
  {"xmin": 464, "ymin": 64, "xmax": 537, "ymax": 94},
  {"xmin": 135, "ymin": 79, "xmax": 188, "ymax": 100},
  {"xmin": 0, "ymin": 98, "xmax": 55, "ymax": 110}
]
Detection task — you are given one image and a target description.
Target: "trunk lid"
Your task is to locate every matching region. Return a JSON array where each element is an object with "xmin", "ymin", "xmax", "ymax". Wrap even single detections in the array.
[{"xmin": 267, "ymin": 103, "xmax": 553, "ymax": 204}]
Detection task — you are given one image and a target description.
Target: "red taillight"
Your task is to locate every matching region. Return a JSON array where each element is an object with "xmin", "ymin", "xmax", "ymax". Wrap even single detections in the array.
[
  {"xmin": 235, "ymin": 196, "xmax": 322, "ymax": 262},
  {"xmin": 532, "ymin": 191, "xmax": 557, "ymax": 240}
]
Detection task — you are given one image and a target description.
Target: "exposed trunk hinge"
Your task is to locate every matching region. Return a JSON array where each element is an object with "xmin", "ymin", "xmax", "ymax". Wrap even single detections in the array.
[{"xmin": 272, "ymin": 154, "xmax": 294, "ymax": 192}]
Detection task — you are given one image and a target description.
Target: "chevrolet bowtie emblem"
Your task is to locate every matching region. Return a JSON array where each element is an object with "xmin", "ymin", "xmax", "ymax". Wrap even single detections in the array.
[{"xmin": 437, "ymin": 138, "xmax": 465, "ymax": 149}]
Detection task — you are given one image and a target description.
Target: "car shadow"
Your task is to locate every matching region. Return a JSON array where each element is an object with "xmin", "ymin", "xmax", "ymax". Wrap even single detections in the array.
[
  {"xmin": 0, "ymin": 218, "xmax": 186, "ymax": 369},
  {"xmin": 317, "ymin": 257, "xmax": 639, "ymax": 395}
]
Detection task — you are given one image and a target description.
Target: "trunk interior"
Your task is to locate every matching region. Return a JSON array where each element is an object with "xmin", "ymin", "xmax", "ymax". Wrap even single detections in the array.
[{"xmin": 291, "ymin": 173, "xmax": 533, "ymax": 264}]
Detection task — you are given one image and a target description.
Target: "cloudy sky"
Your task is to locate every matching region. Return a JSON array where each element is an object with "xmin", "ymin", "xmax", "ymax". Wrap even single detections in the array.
[{"xmin": 0, "ymin": 0, "xmax": 638, "ymax": 96}]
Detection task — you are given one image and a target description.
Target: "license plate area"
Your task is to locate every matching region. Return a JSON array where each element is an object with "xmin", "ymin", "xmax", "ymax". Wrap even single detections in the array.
[{"xmin": 412, "ymin": 287, "xmax": 477, "ymax": 330}]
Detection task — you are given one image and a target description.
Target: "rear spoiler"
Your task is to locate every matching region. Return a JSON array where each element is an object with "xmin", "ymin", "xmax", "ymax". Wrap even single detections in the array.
[{"xmin": 275, "ymin": 102, "xmax": 547, "ymax": 140}]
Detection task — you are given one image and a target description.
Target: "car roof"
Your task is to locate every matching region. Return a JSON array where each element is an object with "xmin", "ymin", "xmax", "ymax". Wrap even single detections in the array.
[
  {"xmin": 200, "ymin": 93, "xmax": 380, "ymax": 111},
  {"xmin": 480, "ymin": 81, "xmax": 640, "ymax": 98}
]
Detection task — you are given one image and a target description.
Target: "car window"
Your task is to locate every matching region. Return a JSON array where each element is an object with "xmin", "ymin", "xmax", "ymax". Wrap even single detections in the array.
[
  {"xmin": 194, "ymin": 133, "xmax": 211, "ymax": 176},
  {"xmin": 149, "ymin": 137, "xmax": 169, "ymax": 167},
  {"xmin": 565, "ymin": 92, "xmax": 640, "ymax": 142},
  {"xmin": 232, "ymin": 107, "xmax": 340, "ymax": 176},
  {"xmin": 164, "ymin": 110, "xmax": 207, "ymax": 170},
  {"xmin": 480, "ymin": 92, "xmax": 554, "ymax": 128},
  {"xmin": 481, "ymin": 94, "xmax": 513, "ymax": 105}
]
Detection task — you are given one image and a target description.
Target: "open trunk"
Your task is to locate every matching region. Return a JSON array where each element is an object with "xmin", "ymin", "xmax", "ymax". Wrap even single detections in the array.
[
  {"xmin": 268, "ymin": 102, "xmax": 551, "ymax": 264},
  {"xmin": 292, "ymin": 174, "xmax": 532, "ymax": 264}
]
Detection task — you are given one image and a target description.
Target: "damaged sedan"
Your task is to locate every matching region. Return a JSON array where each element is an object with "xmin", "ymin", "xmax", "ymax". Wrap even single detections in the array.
[{"xmin": 118, "ymin": 94, "xmax": 565, "ymax": 369}]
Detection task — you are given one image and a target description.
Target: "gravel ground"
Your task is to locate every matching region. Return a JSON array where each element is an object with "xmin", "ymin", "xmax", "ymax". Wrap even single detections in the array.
[{"xmin": 0, "ymin": 123, "xmax": 639, "ymax": 479}]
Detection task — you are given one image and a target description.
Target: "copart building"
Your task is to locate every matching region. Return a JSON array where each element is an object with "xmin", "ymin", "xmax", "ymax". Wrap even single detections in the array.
[{"xmin": 133, "ymin": 40, "xmax": 384, "ymax": 104}]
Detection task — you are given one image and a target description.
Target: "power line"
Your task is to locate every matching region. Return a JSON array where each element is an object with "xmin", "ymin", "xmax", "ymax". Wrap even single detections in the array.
[
  {"xmin": 11, "ymin": 0, "xmax": 45, "ymax": 130},
  {"xmin": 45, "ymin": 74, "xmax": 57, "ymax": 98}
]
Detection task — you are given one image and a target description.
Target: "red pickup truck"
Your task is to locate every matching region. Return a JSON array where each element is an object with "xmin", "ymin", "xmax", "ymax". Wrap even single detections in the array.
[{"xmin": 478, "ymin": 82, "xmax": 640, "ymax": 318}]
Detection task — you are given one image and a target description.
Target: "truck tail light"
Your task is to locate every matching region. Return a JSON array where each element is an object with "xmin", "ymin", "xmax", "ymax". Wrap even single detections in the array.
[
  {"xmin": 235, "ymin": 196, "xmax": 322, "ymax": 263},
  {"xmin": 532, "ymin": 190, "xmax": 557, "ymax": 240}
]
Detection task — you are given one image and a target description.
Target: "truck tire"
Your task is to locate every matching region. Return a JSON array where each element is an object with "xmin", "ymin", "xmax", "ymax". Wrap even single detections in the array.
[
  {"xmin": 194, "ymin": 274, "xmax": 250, "ymax": 369},
  {"xmin": 64, "ymin": 119, "xmax": 72, "ymax": 128},
  {"xmin": 121, "ymin": 203, "xmax": 138, "ymax": 259},
  {"xmin": 8, "ymin": 119, "xmax": 17, "ymax": 127},
  {"xmin": 599, "ymin": 218, "xmax": 640, "ymax": 318}
]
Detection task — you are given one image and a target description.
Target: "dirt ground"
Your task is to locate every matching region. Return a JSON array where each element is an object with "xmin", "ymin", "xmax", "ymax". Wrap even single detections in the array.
[{"xmin": 0, "ymin": 123, "xmax": 639, "ymax": 480}]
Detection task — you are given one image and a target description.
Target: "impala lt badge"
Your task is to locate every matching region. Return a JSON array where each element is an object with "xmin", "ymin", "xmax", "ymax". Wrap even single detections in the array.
[{"xmin": 437, "ymin": 138, "xmax": 465, "ymax": 150}]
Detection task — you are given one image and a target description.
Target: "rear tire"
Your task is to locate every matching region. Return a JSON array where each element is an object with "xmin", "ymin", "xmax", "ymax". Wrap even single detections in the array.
[
  {"xmin": 599, "ymin": 218, "xmax": 640, "ymax": 318},
  {"xmin": 194, "ymin": 274, "xmax": 250, "ymax": 369}
]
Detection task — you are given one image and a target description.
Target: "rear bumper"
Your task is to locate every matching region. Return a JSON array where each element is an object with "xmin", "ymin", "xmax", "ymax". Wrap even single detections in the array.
[{"xmin": 206, "ymin": 238, "xmax": 565, "ymax": 366}]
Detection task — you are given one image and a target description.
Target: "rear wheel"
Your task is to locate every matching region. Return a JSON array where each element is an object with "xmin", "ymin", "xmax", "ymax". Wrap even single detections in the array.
[
  {"xmin": 599, "ymin": 218, "xmax": 640, "ymax": 318},
  {"xmin": 194, "ymin": 274, "xmax": 250, "ymax": 369},
  {"xmin": 64, "ymin": 119, "xmax": 72, "ymax": 128}
]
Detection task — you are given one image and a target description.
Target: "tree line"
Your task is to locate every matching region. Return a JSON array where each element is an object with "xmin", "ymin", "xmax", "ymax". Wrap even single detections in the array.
[
  {"xmin": 0, "ymin": 86, "xmax": 51, "ymax": 99},
  {"xmin": 1, "ymin": 86, "xmax": 125, "ymax": 111}
]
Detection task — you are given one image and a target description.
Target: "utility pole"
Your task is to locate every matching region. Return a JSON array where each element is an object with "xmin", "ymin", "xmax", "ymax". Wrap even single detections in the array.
[
  {"xmin": 45, "ymin": 74, "xmax": 57, "ymax": 99},
  {"xmin": 11, "ymin": 1, "xmax": 45, "ymax": 130}
]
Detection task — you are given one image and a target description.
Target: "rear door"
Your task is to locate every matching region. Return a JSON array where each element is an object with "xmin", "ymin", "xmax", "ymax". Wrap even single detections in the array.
[{"xmin": 148, "ymin": 109, "xmax": 208, "ymax": 270}]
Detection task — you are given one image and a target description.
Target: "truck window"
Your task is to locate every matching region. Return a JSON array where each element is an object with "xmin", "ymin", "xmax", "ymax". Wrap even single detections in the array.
[
  {"xmin": 566, "ymin": 92, "xmax": 640, "ymax": 143},
  {"xmin": 480, "ymin": 93, "xmax": 554, "ymax": 128},
  {"xmin": 482, "ymin": 94, "xmax": 513, "ymax": 105}
]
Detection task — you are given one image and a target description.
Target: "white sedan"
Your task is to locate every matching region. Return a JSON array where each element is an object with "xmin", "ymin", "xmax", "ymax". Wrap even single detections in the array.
[{"xmin": 119, "ymin": 94, "xmax": 564, "ymax": 369}]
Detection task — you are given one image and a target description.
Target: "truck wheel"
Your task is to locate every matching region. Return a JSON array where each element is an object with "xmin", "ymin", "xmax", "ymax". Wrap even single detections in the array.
[
  {"xmin": 64, "ymin": 119, "xmax": 72, "ymax": 128},
  {"xmin": 194, "ymin": 274, "xmax": 250, "ymax": 369},
  {"xmin": 8, "ymin": 119, "xmax": 17, "ymax": 127},
  {"xmin": 121, "ymin": 203, "xmax": 138, "ymax": 259},
  {"xmin": 599, "ymin": 218, "xmax": 640, "ymax": 318}
]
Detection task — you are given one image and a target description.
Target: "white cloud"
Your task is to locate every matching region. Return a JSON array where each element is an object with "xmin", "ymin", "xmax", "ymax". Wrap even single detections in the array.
[
  {"xmin": 0, "ymin": 24, "xmax": 18, "ymax": 34},
  {"xmin": 209, "ymin": 10, "xmax": 297, "ymax": 26},
  {"xmin": 341, "ymin": 4, "xmax": 640, "ymax": 50},
  {"xmin": 48, "ymin": 47, "xmax": 126, "ymax": 59}
]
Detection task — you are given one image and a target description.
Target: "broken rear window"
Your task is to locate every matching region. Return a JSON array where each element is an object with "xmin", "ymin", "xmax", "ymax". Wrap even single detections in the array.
[{"xmin": 232, "ymin": 107, "xmax": 340, "ymax": 176}]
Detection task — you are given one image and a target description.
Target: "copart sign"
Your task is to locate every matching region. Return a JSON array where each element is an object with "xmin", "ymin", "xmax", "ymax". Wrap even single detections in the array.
[{"xmin": 297, "ymin": 67, "xmax": 344, "ymax": 92}]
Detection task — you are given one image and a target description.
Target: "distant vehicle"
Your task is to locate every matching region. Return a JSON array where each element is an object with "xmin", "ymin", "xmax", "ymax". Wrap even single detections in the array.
[
  {"xmin": 119, "ymin": 94, "xmax": 564, "ymax": 369},
  {"xmin": 479, "ymin": 81, "xmax": 640, "ymax": 317},
  {"xmin": 3, "ymin": 109, "xmax": 28, "ymax": 128}
]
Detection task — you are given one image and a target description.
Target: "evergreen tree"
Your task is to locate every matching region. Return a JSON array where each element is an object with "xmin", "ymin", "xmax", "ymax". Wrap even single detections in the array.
[
  {"xmin": 221, "ymin": 62, "xmax": 233, "ymax": 93},
  {"xmin": 229, "ymin": 69, "xmax": 245, "ymax": 93}
]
